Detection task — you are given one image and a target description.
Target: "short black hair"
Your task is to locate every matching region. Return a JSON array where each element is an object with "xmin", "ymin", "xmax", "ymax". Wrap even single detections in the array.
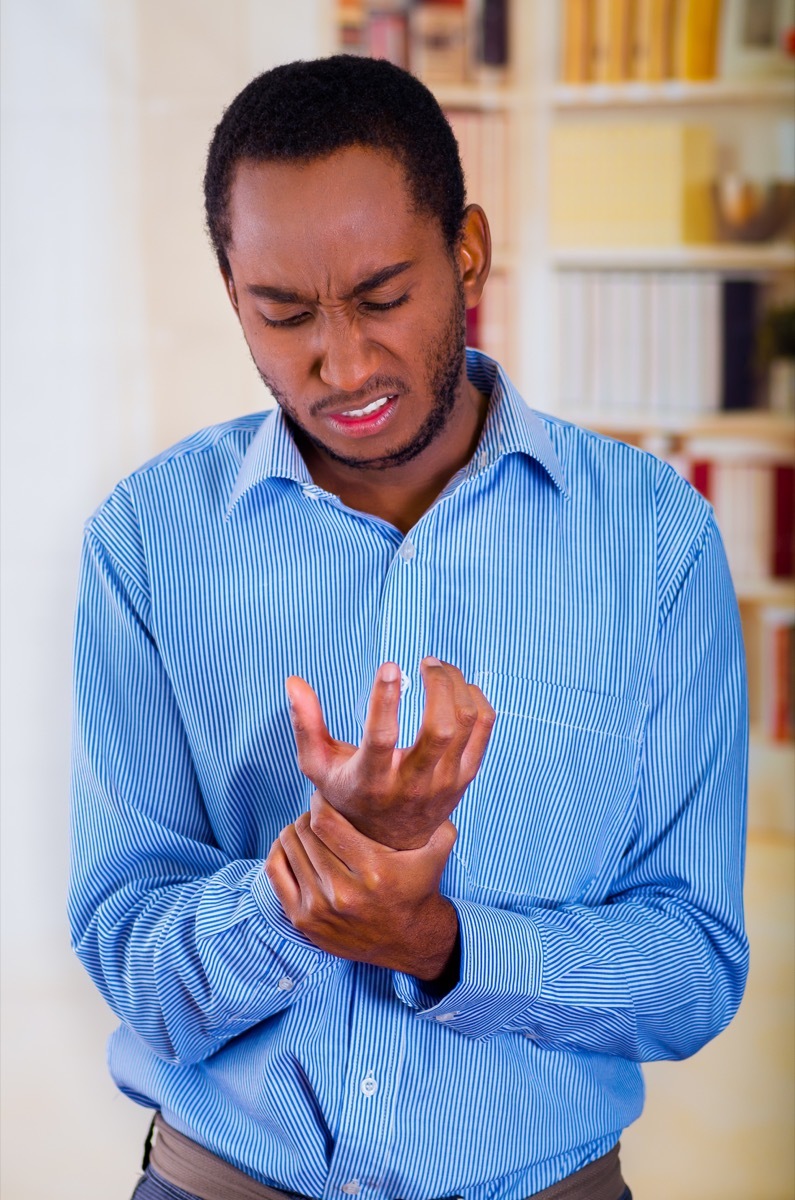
[{"xmin": 204, "ymin": 55, "xmax": 467, "ymax": 274}]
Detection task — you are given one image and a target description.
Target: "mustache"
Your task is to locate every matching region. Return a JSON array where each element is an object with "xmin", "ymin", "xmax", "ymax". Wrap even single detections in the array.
[{"xmin": 309, "ymin": 378, "xmax": 407, "ymax": 416}]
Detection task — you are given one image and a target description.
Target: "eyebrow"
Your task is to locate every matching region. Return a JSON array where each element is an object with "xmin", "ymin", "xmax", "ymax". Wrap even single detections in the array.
[{"xmin": 245, "ymin": 260, "xmax": 414, "ymax": 305}]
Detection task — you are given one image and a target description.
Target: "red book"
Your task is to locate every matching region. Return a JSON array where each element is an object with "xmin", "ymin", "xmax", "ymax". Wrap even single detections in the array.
[
  {"xmin": 692, "ymin": 459, "xmax": 711, "ymax": 501},
  {"xmin": 466, "ymin": 304, "xmax": 480, "ymax": 349},
  {"xmin": 772, "ymin": 464, "xmax": 794, "ymax": 578}
]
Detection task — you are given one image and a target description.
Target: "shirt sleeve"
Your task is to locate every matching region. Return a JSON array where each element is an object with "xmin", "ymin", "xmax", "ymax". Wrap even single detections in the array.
[
  {"xmin": 69, "ymin": 509, "xmax": 341, "ymax": 1067},
  {"xmin": 393, "ymin": 513, "xmax": 749, "ymax": 1060}
]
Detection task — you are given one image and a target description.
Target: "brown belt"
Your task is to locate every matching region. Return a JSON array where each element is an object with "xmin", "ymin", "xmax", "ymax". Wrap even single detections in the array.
[{"xmin": 148, "ymin": 1113, "xmax": 626, "ymax": 1200}]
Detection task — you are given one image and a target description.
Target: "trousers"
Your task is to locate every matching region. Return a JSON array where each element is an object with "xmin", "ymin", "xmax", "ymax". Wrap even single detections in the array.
[{"xmin": 131, "ymin": 1165, "xmax": 633, "ymax": 1200}]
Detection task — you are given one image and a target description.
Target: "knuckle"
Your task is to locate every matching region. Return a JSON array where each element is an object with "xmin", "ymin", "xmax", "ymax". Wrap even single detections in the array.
[{"xmin": 455, "ymin": 703, "xmax": 478, "ymax": 728}]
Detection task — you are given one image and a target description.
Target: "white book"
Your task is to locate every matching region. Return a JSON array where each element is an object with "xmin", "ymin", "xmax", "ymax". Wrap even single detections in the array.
[
  {"xmin": 557, "ymin": 272, "xmax": 591, "ymax": 412},
  {"xmin": 481, "ymin": 112, "xmax": 508, "ymax": 253},
  {"xmin": 592, "ymin": 273, "xmax": 618, "ymax": 415},
  {"xmin": 649, "ymin": 273, "xmax": 676, "ymax": 414},
  {"xmin": 616, "ymin": 273, "xmax": 646, "ymax": 412},
  {"xmin": 700, "ymin": 273, "xmax": 721, "ymax": 413}
]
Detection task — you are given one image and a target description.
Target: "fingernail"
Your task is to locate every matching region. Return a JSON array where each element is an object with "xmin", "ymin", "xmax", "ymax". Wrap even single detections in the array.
[
  {"xmin": 381, "ymin": 662, "xmax": 400, "ymax": 683},
  {"xmin": 424, "ymin": 656, "xmax": 441, "ymax": 667}
]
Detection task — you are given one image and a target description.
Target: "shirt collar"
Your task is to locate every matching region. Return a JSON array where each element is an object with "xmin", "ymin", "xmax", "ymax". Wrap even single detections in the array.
[
  {"xmin": 227, "ymin": 348, "xmax": 568, "ymax": 516},
  {"xmin": 463, "ymin": 349, "xmax": 568, "ymax": 498}
]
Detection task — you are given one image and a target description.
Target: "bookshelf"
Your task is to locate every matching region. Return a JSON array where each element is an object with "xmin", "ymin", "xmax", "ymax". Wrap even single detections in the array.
[
  {"xmin": 328, "ymin": 2, "xmax": 795, "ymax": 751},
  {"xmin": 552, "ymin": 77, "xmax": 795, "ymax": 108}
]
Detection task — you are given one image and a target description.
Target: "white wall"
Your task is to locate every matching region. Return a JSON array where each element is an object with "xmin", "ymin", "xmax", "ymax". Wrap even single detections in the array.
[{"xmin": 0, "ymin": 4, "xmax": 326, "ymax": 1197}]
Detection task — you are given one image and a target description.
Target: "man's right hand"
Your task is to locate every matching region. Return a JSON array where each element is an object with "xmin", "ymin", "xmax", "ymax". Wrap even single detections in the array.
[{"xmin": 285, "ymin": 658, "xmax": 496, "ymax": 850}]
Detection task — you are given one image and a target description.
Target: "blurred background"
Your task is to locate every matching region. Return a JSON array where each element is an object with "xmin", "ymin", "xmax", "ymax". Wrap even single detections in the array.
[{"xmin": 1, "ymin": 2, "xmax": 793, "ymax": 1197}]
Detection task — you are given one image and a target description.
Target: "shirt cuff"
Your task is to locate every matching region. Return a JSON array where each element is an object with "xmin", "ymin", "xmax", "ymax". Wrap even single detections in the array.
[
  {"xmin": 392, "ymin": 898, "xmax": 544, "ymax": 1038},
  {"xmin": 250, "ymin": 865, "xmax": 338, "ymax": 978}
]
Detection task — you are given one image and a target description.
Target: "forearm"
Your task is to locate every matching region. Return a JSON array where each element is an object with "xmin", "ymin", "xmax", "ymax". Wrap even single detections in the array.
[
  {"xmin": 70, "ymin": 852, "xmax": 341, "ymax": 1065},
  {"xmin": 394, "ymin": 888, "xmax": 748, "ymax": 1059}
]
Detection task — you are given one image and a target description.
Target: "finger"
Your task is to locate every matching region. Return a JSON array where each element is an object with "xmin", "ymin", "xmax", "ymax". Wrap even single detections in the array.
[
  {"xmin": 457, "ymin": 686, "xmax": 497, "ymax": 784},
  {"xmin": 285, "ymin": 675, "xmax": 336, "ymax": 782},
  {"xmin": 264, "ymin": 839, "xmax": 301, "ymax": 914},
  {"xmin": 357, "ymin": 662, "xmax": 401, "ymax": 775},
  {"xmin": 309, "ymin": 791, "xmax": 390, "ymax": 871},
  {"xmin": 279, "ymin": 820, "xmax": 322, "ymax": 893},
  {"xmin": 406, "ymin": 658, "xmax": 478, "ymax": 778}
]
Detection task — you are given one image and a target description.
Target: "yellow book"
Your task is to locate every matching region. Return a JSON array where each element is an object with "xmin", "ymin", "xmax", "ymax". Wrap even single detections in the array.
[
  {"xmin": 632, "ymin": 0, "xmax": 676, "ymax": 81},
  {"xmin": 549, "ymin": 121, "xmax": 716, "ymax": 246},
  {"xmin": 561, "ymin": 0, "xmax": 594, "ymax": 83},
  {"xmin": 592, "ymin": 0, "xmax": 634, "ymax": 82},
  {"xmin": 674, "ymin": 0, "xmax": 724, "ymax": 81}
]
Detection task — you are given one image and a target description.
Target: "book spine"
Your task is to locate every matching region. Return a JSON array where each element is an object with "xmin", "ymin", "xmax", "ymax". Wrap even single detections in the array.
[
  {"xmin": 721, "ymin": 279, "xmax": 760, "ymax": 411},
  {"xmin": 773, "ymin": 464, "xmax": 795, "ymax": 578},
  {"xmin": 561, "ymin": 0, "xmax": 593, "ymax": 83},
  {"xmin": 479, "ymin": 0, "xmax": 509, "ymax": 67}
]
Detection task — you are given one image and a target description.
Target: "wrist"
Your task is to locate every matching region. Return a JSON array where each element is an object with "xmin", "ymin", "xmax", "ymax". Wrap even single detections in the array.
[{"xmin": 410, "ymin": 896, "xmax": 460, "ymax": 985}]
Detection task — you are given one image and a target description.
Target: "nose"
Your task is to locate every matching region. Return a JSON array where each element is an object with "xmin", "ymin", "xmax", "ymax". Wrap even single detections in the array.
[{"xmin": 316, "ymin": 314, "xmax": 380, "ymax": 394}]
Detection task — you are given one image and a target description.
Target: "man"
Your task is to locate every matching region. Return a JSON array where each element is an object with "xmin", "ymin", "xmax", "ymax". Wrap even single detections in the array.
[{"xmin": 69, "ymin": 56, "xmax": 749, "ymax": 1200}]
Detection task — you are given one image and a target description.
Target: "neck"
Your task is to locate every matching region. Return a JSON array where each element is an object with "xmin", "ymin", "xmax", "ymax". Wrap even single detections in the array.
[{"xmin": 296, "ymin": 378, "xmax": 489, "ymax": 535}]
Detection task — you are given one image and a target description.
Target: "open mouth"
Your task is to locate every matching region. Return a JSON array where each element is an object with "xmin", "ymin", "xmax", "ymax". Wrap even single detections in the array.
[{"xmin": 326, "ymin": 394, "xmax": 399, "ymax": 436}]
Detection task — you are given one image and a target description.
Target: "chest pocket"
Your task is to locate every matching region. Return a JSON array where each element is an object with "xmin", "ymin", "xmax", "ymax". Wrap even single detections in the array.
[{"xmin": 452, "ymin": 673, "xmax": 648, "ymax": 907}]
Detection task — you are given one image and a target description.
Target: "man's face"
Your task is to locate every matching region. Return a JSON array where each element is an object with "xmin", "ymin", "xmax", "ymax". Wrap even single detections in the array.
[{"xmin": 223, "ymin": 146, "xmax": 478, "ymax": 473}]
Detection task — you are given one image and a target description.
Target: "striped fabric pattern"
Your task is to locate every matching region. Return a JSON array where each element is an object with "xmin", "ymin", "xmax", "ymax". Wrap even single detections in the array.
[{"xmin": 69, "ymin": 349, "xmax": 748, "ymax": 1200}]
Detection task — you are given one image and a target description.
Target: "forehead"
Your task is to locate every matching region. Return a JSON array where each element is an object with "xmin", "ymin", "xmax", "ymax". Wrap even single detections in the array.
[{"xmin": 226, "ymin": 146, "xmax": 445, "ymax": 287}]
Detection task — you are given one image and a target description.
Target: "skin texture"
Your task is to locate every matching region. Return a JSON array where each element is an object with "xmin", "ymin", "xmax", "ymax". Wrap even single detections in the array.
[{"xmin": 222, "ymin": 146, "xmax": 496, "ymax": 985}]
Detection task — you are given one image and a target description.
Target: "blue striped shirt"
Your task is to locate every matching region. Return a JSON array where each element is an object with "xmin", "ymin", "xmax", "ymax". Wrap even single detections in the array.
[{"xmin": 69, "ymin": 349, "xmax": 748, "ymax": 1199}]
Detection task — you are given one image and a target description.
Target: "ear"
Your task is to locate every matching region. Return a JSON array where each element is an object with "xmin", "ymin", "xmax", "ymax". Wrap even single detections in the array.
[
  {"xmin": 221, "ymin": 266, "xmax": 240, "ymax": 315},
  {"xmin": 457, "ymin": 204, "xmax": 491, "ymax": 310}
]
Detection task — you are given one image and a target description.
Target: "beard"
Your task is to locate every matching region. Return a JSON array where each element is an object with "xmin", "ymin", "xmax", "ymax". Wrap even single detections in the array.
[{"xmin": 256, "ymin": 279, "xmax": 466, "ymax": 471}]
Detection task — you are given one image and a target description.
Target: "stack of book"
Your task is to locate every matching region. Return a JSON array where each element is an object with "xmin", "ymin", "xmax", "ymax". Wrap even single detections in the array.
[
  {"xmin": 467, "ymin": 273, "xmax": 510, "ymax": 367},
  {"xmin": 760, "ymin": 606, "xmax": 794, "ymax": 741},
  {"xmin": 336, "ymin": 0, "xmax": 509, "ymax": 82},
  {"xmin": 556, "ymin": 271, "xmax": 772, "ymax": 418},
  {"xmin": 561, "ymin": 0, "xmax": 723, "ymax": 84},
  {"xmin": 687, "ymin": 443, "xmax": 794, "ymax": 584},
  {"xmin": 560, "ymin": 0, "xmax": 795, "ymax": 86},
  {"xmin": 444, "ymin": 107, "xmax": 508, "ymax": 250}
]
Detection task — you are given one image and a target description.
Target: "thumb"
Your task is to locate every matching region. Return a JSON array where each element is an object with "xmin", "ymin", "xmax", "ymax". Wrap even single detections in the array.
[{"xmin": 285, "ymin": 675, "xmax": 333, "ymax": 782}]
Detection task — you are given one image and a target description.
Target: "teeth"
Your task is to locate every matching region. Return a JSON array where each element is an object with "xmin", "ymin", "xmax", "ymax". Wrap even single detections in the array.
[{"xmin": 340, "ymin": 395, "xmax": 391, "ymax": 419}]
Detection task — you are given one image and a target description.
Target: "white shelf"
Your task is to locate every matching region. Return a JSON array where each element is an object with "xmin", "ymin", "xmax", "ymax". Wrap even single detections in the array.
[
  {"xmin": 563, "ymin": 409, "xmax": 795, "ymax": 442},
  {"xmin": 735, "ymin": 580, "xmax": 795, "ymax": 605},
  {"xmin": 552, "ymin": 78, "xmax": 795, "ymax": 109},
  {"xmin": 431, "ymin": 82, "xmax": 520, "ymax": 111},
  {"xmin": 551, "ymin": 243, "xmax": 795, "ymax": 273}
]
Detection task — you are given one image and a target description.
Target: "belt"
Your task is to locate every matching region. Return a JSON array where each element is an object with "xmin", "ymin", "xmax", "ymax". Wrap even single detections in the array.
[{"xmin": 147, "ymin": 1114, "xmax": 626, "ymax": 1200}]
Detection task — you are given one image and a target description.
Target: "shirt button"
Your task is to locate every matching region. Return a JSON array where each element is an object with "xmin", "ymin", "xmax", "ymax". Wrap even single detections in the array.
[
  {"xmin": 360, "ymin": 1071, "xmax": 378, "ymax": 1097},
  {"xmin": 478, "ymin": 450, "xmax": 488, "ymax": 469},
  {"xmin": 277, "ymin": 976, "xmax": 294, "ymax": 991},
  {"xmin": 435, "ymin": 1012, "xmax": 457, "ymax": 1022},
  {"xmin": 399, "ymin": 539, "xmax": 415, "ymax": 562},
  {"xmin": 340, "ymin": 1183, "xmax": 360, "ymax": 1195},
  {"xmin": 399, "ymin": 671, "xmax": 410, "ymax": 696}
]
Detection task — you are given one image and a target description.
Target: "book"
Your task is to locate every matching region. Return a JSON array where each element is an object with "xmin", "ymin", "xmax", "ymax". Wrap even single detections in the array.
[
  {"xmin": 631, "ymin": 0, "xmax": 676, "ymax": 81},
  {"xmin": 721, "ymin": 279, "xmax": 762, "ymax": 410},
  {"xmin": 369, "ymin": 10, "xmax": 409, "ymax": 68},
  {"xmin": 674, "ymin": 0, "xmax": 724, "ymax": 81},
  {"xmin": 549, "ymin": 122, "xmax": 716, "ymax": 246},
  {"xmin": 592, "ymin": 0, "xmax": 635, "ymax": 83},
  {"xmin": 773, "ymin": 464, "xmax": 795, "ymax": 578},
  {"xmin": 409, "ymin": 2, "xmax": 468, "ymax": 84},
  {"xmin": 478, "ymin": 0, "xmax": 509, "ymax": 68},
  {"xmin": 561, "ymin": 0, "xmax": 594, "ymax": 83},
  {"xmin": 762, "ymin": 607, "xmax": 795, "ymax": 741}
]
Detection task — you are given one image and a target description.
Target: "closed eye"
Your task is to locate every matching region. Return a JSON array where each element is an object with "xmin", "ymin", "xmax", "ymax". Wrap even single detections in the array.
[
  {"xmin": 360, "ymin": 294, "xmax": 409, "ymax": 313},
  {"xmin": 260, "ymin": 311, "xmax": 311, "ymax": 328}
]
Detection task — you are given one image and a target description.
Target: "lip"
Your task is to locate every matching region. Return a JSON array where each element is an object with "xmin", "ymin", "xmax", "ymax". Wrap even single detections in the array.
[{"xmin": 324, "ymin": 394, "xmax": 399, "ymax": 437}]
